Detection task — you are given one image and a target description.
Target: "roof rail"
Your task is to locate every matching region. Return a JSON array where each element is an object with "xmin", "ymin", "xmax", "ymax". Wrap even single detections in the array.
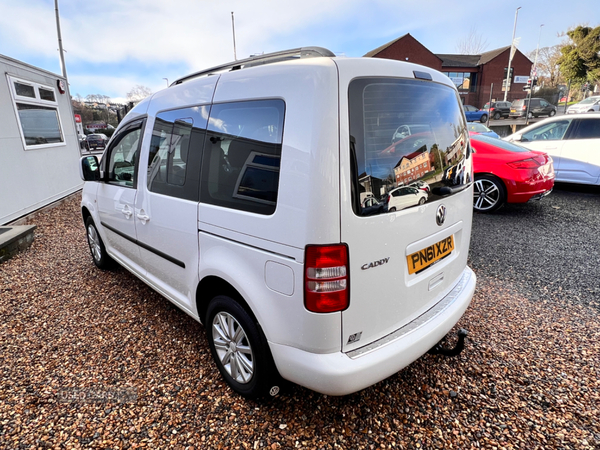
[{"xmin": 172, "ymin": 46, "xmax": 336, "ymax": 86}]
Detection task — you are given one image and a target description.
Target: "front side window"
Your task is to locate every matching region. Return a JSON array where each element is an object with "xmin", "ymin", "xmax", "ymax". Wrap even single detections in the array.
[
  {"xmin": 106, "ymin": 122, "xmax": 143, "ymax": 188},
  {"xmin": 521, "ymin": 120, "xmax": 572, "ymax": 142},
  {"xmin": 349, "ymin": 78, "xmax": 472, "ymax": 216},
  {"xmin": 8, "ymin": 76, "xmax": 64, "ymax": 148},
  {"xmin": 200, "ymin": 99, "xmax": 285, "ymax": 215}
]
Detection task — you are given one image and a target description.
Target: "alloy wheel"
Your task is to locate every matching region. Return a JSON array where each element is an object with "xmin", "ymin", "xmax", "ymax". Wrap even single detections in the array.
[
  {"xmin": 212, "ymin": 312, "xmax": 254, "ymax": 384},
  {"xmin": 474, "ymin": 178, "xmax": 501, "ymax": 212},
  {"xmin": 87, "ymin": 225, "xmax": 102, "ymax": 262}
]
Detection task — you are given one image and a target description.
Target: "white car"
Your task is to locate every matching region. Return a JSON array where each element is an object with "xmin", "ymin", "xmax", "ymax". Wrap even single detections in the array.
[
  {"xmin": 504, "ymin": 113, "xmax": 600, "ymax": 185},
  {"xmin": 385, "ymin": 185, "xmax": 428, "ymax": 211},
  {"xmin": 79, "ymin": 47, "xmax": 476, "ymax": 398},
  {"xmin": 566, "ymin": 96, "xmax": 600, "ymax": 114}
]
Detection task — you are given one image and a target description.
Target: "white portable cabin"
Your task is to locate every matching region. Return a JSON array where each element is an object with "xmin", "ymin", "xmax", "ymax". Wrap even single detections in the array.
[{"xmin": 0, "ymin": 54, "xmax": 82, "ymax": 224}]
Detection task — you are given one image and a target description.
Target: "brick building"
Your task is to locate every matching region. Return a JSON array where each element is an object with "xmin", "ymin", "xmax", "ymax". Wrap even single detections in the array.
[
  {"xmin": 365, "ymin": 34, "xmax": 533, "ymax": 108},
  {"xmin": 394, "ymin": 149, "xmax": 432, "ymax": 186}
]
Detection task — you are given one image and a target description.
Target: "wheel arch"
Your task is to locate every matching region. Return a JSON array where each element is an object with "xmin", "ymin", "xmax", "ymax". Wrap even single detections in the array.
[{"xmin": 196, "ymin": 276, "xmax": 257, "ymax": 326}]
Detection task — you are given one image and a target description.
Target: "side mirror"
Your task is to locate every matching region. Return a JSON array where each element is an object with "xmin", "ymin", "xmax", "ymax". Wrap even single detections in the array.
[{"xmin": 80, "ymin": 155, "xmax": 101, "ymax": 181}]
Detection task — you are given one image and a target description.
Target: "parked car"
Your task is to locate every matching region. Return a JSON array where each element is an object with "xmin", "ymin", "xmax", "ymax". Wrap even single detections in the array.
[
  {"xmin": 467, "ymin": 122, "xmax": 499, "ymax": 139},
  {"xmin": 504, "ymin": 113, "xmax": 600, "ymax": 185},
  {"xmin": 361, "ymin": 196, "xmax": 386, "ymax": 216},
  {"xmin": 566, "ymin": 96, "xmax": 600, "ymax": 114},
  {"xmin": 463, "ymin": 105, "xmax": 488, "ymax": 123},
  {"xmin": 384, "ymin": 185, "xmax": 428, "ymax": 211},
  {"xmin": 509, "ymin": 98, "xmax": 557, "ymax": 119},
  {"xmin": 470, "ymin": 134, "xmax": 554, "ymax": 213},
  {"xmin": 483, "ymin": 101, "xmax": 511, "ymax": 120},
  {"xmin": 409, "ymin": 179, "xmax": 430, "ymax": 193},
  {"xmin": 78, "ymin": 47, "xmax": 476, "ymax": 398},
  {"xmin": 86, "ymin": 133, "xmax": 109, "ymax": 150}
]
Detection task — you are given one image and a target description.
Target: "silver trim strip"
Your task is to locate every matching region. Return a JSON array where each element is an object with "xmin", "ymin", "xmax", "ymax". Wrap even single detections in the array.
[{"xmin": 346, "ymin": 270, "xmax": 472, "ymax": 359}]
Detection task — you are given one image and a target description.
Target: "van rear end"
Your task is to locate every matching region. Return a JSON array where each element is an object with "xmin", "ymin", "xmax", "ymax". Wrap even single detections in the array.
[{"xmin": 271, "ymin": 58, "xmax": 476, "ymax": 395}]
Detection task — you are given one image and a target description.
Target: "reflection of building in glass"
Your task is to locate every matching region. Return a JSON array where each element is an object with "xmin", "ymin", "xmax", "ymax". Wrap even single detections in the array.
[
  {"xmin": 444, "ymin": 136, "xmax": 464, "ymax": 166},
  {"xmin": 394, "ymin": 150, "xmax": 432, "ymax": 185},
  {"xmin": 359, "ymin": 173, "xmax": 385, "ymax": 199}
]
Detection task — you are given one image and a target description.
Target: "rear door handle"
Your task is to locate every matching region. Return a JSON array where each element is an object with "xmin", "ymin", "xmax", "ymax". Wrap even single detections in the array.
[{"xmin": 136, "ymin": 212, "xmax": 150, "ymax": 224}]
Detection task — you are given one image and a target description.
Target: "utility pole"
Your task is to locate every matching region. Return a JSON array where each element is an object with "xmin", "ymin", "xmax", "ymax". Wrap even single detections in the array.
[
  {"xmin": 231, "ymin": 12, "xmax": 237, "ymax": 60},
  {"xmin": 504, "ymin": 6, "xmax": 521, "ymax": 102},
  {"xmin": 54, "ymin": 0, "xmax": 67, "ymax": 79}
]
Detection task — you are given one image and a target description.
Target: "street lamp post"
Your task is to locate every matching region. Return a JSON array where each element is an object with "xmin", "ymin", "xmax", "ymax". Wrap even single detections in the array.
[
  {"xmin": 163, "ymin": 78, "xmax": 169, "ymax": 87},
  {"xmin": 504, "ymin": 6, "xmax": 521, "ymax": 102}
]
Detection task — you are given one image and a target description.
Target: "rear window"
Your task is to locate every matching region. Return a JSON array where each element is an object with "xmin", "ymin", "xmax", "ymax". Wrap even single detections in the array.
[
  {"xmin": 512, "ymin": 100, "xmax": 524, "ymax": 107},
  {"xmin": 349, "ymin": 78, "xmax": 472, "ymax": 216}
]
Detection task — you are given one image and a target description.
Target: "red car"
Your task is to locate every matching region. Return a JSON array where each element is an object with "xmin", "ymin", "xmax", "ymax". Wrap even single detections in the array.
[{"xmin": 470, "ymin": 134, "xmax": 555, "ymax": 213}]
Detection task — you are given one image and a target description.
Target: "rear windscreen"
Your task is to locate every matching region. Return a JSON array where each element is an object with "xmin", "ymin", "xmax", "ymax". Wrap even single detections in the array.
[{"xmin": 349, "ymin": 78, "xmax": 472, "ymax": 216}]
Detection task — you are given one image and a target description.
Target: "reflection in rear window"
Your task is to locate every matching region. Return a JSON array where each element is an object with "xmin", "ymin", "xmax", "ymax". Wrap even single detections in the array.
[{"xmin": 349, "ymin": 78, "xmax": 472, "ymax": 216}]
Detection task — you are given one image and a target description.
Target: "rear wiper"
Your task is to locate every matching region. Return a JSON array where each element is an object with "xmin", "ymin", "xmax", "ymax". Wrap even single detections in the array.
[{"xmin": 432, "ymin": 183, "xmax": 472, "ymax": 197}]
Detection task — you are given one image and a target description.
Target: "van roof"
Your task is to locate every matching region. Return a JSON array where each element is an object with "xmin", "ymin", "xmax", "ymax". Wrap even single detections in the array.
[{"xmin": 173, "ymin": 47, "xmax": 336, "ymax": 86}]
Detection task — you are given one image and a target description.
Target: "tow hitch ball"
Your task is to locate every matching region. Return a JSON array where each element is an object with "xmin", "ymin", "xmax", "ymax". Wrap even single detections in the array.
[{"xmin": 428, "ymin": 328, "xmax": 468, "ymax": 357}]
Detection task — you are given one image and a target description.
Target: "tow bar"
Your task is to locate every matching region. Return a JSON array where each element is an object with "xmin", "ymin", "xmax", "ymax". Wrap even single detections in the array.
[{"xmin": 428, "ymin": 328, "xmax": 468, "ymax": 357}]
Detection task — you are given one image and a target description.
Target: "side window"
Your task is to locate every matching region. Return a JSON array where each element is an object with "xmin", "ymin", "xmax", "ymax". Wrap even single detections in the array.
[
  {"xmin": 147, "ymin": 106, "xmax": 208, "ymax": 201},
  {"xmin": 200, "ymin": 99, "xmax": 285, "ymax": 215},
  {"xmin": 521, "ymin": 120, "xmax": 571, "ymax": 142},
  {"xmin": 540, "ymin": 100, "xmax": 549, "ymax": 107},
  {"xmin": 106, "ymin": 122, "xmax": 143, "ymax": 188},
  {"xmin": 570, "ymin": 119, "xmax": 600, "ymax": 140}
]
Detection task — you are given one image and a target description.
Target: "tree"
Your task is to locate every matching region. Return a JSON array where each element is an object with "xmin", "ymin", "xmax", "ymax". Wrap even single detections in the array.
[
  {"xmin": 126, "ymin": 85, "xmax": 153, "ymax": 103},
  {"xmin": 558, "ymin": 25, "xmax": 600, "ymax": 83},
  {"xmin": 527, "ymin": 45, "xmax": 564, "ymax": 87},
  {"xmin": 456, "ymin": 27, "xmax": 489, "ymax": 55}
]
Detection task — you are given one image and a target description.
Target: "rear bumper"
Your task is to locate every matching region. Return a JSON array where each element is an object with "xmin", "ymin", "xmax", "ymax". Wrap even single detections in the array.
[
  {"xmin": 269, "ymin": 267, "xmax": 476, "ymax": 396},
  {"xmin": 506, "ymin": 177, "xmax": 554, "ymax": 203}
]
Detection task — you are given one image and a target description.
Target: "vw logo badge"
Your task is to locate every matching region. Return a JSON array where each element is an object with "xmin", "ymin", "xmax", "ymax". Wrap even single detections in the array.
[{"xmin": 436, "ymin": 205, "xmax": 447, "ymax": 226}]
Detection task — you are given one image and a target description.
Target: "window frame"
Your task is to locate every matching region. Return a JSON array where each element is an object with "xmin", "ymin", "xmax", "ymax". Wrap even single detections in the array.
[
  {"xmin": 6, "ymin": 75, "xmax": 66, "ymax": 150},
  {"xmin": 101, "ymin": 118, "xmax": 146, "ymax": 189}
]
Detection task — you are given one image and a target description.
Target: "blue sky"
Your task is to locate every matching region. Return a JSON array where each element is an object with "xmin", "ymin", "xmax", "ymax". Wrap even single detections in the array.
[{"xmin": 0, "ymin": 0, "xmax": 597, "ymax": 103}]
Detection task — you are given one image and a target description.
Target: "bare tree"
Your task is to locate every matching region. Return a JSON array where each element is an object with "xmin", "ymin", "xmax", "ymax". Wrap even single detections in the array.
[
  {"xmin": 126, "ymin": 85, "xmax": 153, "ymax": 103},
  {"xmin": 455, "ymin": 26, "xmax": 489, "ymax": 55},
  {"xmin": 527, "ymin": 45, "xmax": 565, "ymax": 87}
]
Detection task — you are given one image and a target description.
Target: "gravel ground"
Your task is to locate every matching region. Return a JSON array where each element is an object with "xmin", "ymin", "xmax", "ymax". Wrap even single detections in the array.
[{"xmin": 1, "ymin": 185, "xmax": 599, "ymax": 449}]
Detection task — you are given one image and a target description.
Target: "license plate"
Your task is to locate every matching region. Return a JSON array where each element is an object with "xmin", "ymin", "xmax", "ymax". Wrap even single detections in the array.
[
  {"xmin": 510, "ymin": 109, "xmax": 516, "ymax": 112},
  {"xmin": 407, "ymin": 235, "xmax": 454, "ymax": 274}
]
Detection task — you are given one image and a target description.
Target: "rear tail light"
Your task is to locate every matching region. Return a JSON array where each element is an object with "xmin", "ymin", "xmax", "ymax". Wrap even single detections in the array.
[
  {"xmin": 522, "ymin": 105, "xmax": 527, "ymax": 110},
  {"xmin": 304, "ymin": 244, "xmax": 349, "ymax": 313},
  {"xmin": 507, "ymin": 157, "xmax": 542, "ymax": 169}
]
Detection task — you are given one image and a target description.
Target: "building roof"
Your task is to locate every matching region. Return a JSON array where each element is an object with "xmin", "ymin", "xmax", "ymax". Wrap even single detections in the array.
[
  {"xmin": 363, "ymin": 34, "xmax": 410, "ymax": 57},
  {"xmin": 435, "ymin": 54, "xmax": 481, "ymax": 68}
]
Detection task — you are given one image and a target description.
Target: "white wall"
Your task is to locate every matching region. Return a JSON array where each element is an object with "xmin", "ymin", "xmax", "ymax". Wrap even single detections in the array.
[{"xmin": 0, "ymin": 55, "xmax": 83, "ymax": 224}]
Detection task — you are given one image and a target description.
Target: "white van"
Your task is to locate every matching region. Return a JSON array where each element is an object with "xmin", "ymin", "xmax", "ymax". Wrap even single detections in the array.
[{"xmin": 80, "ymin": 47, "xmax": 476, "ymax": 398}]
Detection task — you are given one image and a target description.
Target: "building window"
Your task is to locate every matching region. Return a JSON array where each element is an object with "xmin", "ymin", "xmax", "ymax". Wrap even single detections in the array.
[
  {"xmin": 8, "ymin": 76, "xmax": 64, "ymax": 149},
  {"xmin": 443, "ymin": 72, "xmax": 478, "ymax": 92}
]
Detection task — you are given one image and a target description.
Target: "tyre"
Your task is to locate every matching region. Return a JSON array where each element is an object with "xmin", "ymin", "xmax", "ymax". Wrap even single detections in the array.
[
  {"xmin": 549, "ymin": 110, "xmax": 556, "ymax": 117},
  {"xmin": 389, "ymin": 206, "xmax": 396, "ymax": 212},
  {"xmin": 480, "ymin": 114, "xmax": 488, "ymax": 123},
  {"xmin": 85, "ymin": 216, "xmax": 114, "ymax": 269},
  {"xmin": 493, "ymin": 112, "xmax": 501, "ymax": 120},
  {"xmin": 473, "ymin": 175, "xmax": 506, "ymax": 213},
  {"xmin": 418, "ymin": 197, "xmax": 426, "ymax": 205},
  {"xmin": 206, "ymin": 296, "xmax": 281, "ymax": 399}
]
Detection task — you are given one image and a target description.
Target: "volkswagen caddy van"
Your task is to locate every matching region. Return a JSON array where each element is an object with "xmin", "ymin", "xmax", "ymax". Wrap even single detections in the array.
[{"xmin": 80, "ymin": 47, "xmax": 476, "ymax": 398}]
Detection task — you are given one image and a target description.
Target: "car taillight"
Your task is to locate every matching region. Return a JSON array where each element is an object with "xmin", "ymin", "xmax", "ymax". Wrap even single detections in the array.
[
  {"xmin": 507, "ymin": 157, "xmax": 542, "ymax": 169},
  {"xmin": 490, "ymin": 107, "xmax": 495, "ymax": 112},
  {"xmin": 304, "ymin": 244, "xmax": 349, "ymax": 313},
  {"xmin": 522, "ymin": 105, "xmax": 527, "ymax": 110}
]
